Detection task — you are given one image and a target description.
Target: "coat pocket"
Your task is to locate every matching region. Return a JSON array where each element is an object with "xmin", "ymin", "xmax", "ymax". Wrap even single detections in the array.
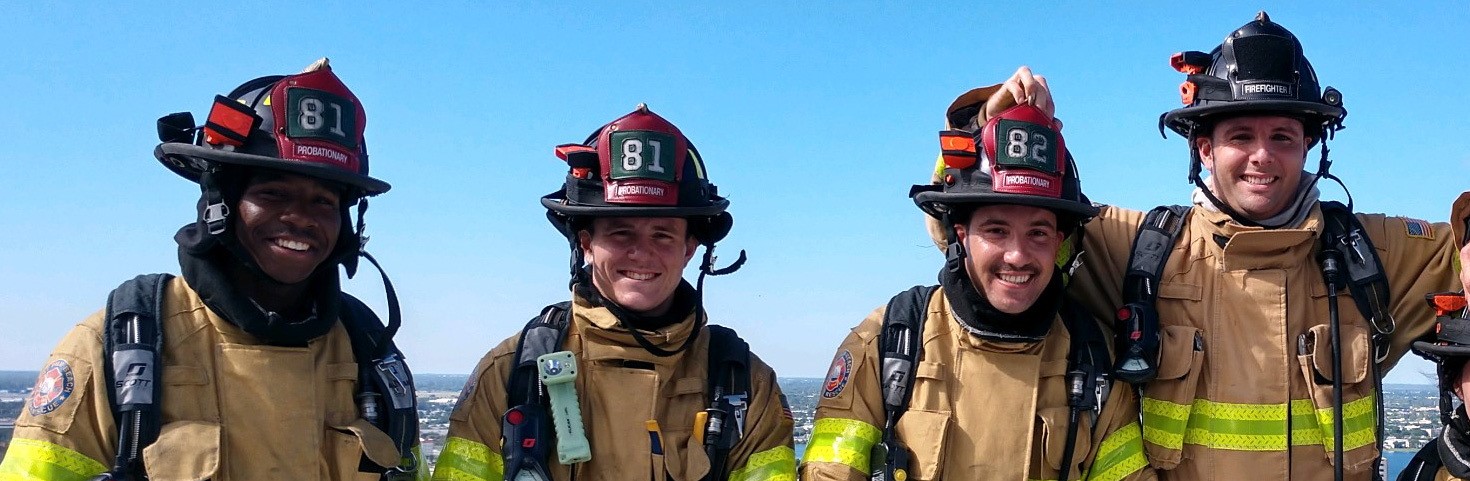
[
  {"xmin": 1037, "ymin": 406, "xmax": 1093, "ymax": 481},
  {"xmin": 1295, "ymin": 323, "xmax": 1378, "ymax": 472},
  {"xmin": 142, "ymin": 420, "xmax": 221, "ymax": 481},
  {"xmin": 894, "ymin": 409, "xmax": 951, "ymax": 481},
  {"xmin": 326, "ymin": 418, "xmax": 404, "ymax": 481},
  {"xmin": 1140, "ymin": 324, "xmax": 1204, "ymax": 470}
]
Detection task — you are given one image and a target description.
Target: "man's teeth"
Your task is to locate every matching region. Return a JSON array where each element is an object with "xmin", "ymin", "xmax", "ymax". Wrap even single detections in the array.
[
  {"xmin": 275, "ymin": 239, "xmax": 310, "ymax": 252},
  {"xmin": 1242, "ymin": 175, "xmax": 1277, "ymax": 185},
  {"xmin": 999, "ymin": 274, "xmax": 1032, "ymax": 284},
  {"xmin": 626, "ymin": 272, "xmax": 656, "ymax": 281}
]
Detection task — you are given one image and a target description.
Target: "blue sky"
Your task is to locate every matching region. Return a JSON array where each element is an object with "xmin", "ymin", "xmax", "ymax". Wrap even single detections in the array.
[{"xmin": 1, "ymin": 2, "xmax": 1467, "ymax": 384}]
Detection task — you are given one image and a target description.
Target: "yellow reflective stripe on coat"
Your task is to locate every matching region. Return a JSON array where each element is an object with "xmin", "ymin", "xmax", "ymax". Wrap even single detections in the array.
[
  {"xmin": 1142, "ymin": 393, "xmax": 1377, "ymax": 451},
  {"xmin": 432, "ymin": 436, "xmax": 505, "ymax": 481},
  {"xmin": 1087, "ymin": 421, "xmax": 1148, "ymax": 481},
  {"xmin": 412, "ymin": 444, "xmax": 432, "ymax": 481},
  {"xmin": 802, "ymin": 418, "xmax": 882, "ymax": 474},
  {"xmin": 0, "ymin": 437, "xmax": 108, "ymax": 481},
  {"xmin": 729, "ymin": 445, "xmax": 796, "ymax": 481}
]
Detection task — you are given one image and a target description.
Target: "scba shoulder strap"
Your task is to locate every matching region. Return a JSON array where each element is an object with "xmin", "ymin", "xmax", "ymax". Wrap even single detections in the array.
[
  {"xmin": 97, "ymin": 274, "xmax": 419, "ymax": 481},
  {"xmin": 873, "ymin": 285, "xmax": 1110, "ymax": 481},
  {"xmin": 1113, "ymin": 205, "xmax": 1189, "ymax": 384},
  {"xmin": 503, "ymin": 303, "xmax": 752, "ymax": 481},
  {"xmin": 100, "ymin": 274, "xmax": 170, "ymax": 480}
]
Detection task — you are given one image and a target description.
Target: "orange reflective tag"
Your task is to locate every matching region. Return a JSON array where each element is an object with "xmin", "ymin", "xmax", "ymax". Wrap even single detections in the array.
[
  {"xmin": 1171, "ymin": 52, "xmax": 1204, "ymax": 74},
  {"xmin": 203, "ymin": 95, "xmax": 258, "ymax": 146},
  {"xmin": 1432, "ymin": 293, "xmax": 1467, "ymax": 316}
]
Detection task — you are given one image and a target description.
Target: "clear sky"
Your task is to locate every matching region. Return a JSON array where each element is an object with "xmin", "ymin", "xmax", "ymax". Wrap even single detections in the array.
[{"xmin": 2, "ymin": 2, "xmax": 1467, "ymax": 385}]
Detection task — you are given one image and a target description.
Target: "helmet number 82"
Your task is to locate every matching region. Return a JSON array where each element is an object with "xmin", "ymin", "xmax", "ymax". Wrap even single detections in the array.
[
  {"xmin": 298, "ymin": 98, "xmax": 347, "ymax": 136},
  {"xmin": 622, "ymin": 139, "xmax": 666, "ymax": 174},
  {"xmin": 1006, "ymin": 128, "xmax": 1049, "ymax": 164}
]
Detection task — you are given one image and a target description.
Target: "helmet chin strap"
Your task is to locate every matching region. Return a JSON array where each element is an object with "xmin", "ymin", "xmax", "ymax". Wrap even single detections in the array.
[{"xmin": 942, "ymin": 212, "xmax": 968, "ymax": 274}]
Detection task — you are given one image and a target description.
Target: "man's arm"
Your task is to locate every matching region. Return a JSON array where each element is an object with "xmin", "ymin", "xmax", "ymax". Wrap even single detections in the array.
[
  {"xmin": 1084, "ymin": 379, "xmax": 1155, "ymax": 481},
  {"xmin": 0, "ymin": 312, "xmax": 116, "ymax": 481},
  {"xmin": 432, "ymin": 340, "xmax": 517, "ymax": 481},
  {"xmin": 724, "ymin": 354, "xmax": 796, "ymax": 481},
  {"xmin": 1361, "ymin": 212, "xmax": 1459, "ymax": 371},
  {"xmin": 798, "ymin": 309, "xmax": 886, "ymax": 481}
]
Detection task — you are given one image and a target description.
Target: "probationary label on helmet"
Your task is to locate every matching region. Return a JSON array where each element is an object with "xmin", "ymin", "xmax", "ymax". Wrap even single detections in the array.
[
  {"xmin": 285, "ymin": 87, "xmax": 359, "ymax": 150},
  {"xmin": 822, "ymin": 350, "xmax": 853, "ymax": 399},
  {"xmin": 1404, "ymin": 218, "xmax": 1435, "ymax": 239},
  {"xmin": 29, "ymin": 359, "xmax": 75, "ymax": 416}
]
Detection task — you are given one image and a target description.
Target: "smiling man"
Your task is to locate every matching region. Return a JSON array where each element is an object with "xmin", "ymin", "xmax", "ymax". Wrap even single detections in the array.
[
  {"xmin": 800, "ymin": 102, "xmax": 1150, "ymax": 481},
  {"xmin": 0, "ymin": 59, "xmax": 422, "ymax": 481},
  {"xmin": 433, "ymin": 105, "xmax": 794, "ymax": 481},
  {"xmin": 955, "ymin": 13, "xmax": 1461, "ymax": 481}
]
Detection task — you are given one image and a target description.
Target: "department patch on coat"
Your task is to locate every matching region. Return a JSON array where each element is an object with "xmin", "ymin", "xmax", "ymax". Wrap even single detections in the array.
[
  {"xmin": 29, "ymin": 359, "xmax": 75, "ymax": 416},
  {"xmin": 1404, "ymin": 218, "xmax": 1434, "ymax": 239},
  {"xmin": 822, "ymin": 350, "xmax": 853, "ymax": 399},
  {"xmin": 453, "ymin": 375, "xmax": 479, "ymax": 413}
]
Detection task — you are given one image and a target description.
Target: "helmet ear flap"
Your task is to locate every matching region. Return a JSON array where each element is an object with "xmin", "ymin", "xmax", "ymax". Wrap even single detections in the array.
[{"xmin": 696, "ymin": 212, "xmax": 734, "ymax": 245}]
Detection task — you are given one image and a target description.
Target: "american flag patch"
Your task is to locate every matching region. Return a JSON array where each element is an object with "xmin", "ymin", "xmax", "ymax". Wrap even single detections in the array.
[
  {"xmin": 1405, "ymin": 218, "xmax": 1434, "ymax": 239},
  {"xmin": 779, "ymin": 394, "xmax": 793, "ymax": 420}
]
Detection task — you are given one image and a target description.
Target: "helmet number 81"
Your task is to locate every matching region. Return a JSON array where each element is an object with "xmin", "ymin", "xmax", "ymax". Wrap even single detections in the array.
[
  {"xmin": 621, "ymin": 139, "xmax": 666, "ymax": 174},
  {"xmin": 298, "ymin": 98, "xmax": 347, "ymax": 136},
  {"xmin": 1005, "ymin": 128, "xmax": 1049, "ymax": 164}
]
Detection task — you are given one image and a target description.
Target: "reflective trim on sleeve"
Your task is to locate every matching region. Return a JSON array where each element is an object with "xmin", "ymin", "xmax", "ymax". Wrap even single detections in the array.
[
  {"xmin": 0, "ymin": 437, "xmax": 108, "ymax": 481},
  {"xmin": 431, "ymin": 436, "xmax": 504, "ymax": 481},
  {"xmin": 413, "ymin": 444, "xmax": 431, "ymax": 481},
  {"xmin": 1142, "ymin": 393, "xmax": 1378, "ymax": 452},
  {"xmin": 1086, "ymin": 421, "xmax": 1148, "ymax": 481},
  {"xmin": 729, "ymin": 445, "xmax": 797, "ymax": 481},
  {"xmin": 801, "ymin": 418, "xmax": 882, "ymax": 474}
]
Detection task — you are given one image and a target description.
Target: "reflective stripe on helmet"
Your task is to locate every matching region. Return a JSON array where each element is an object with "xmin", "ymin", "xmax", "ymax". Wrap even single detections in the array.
[
  {"xmin": 1087, "ymin": 421, "xmax": 1149, "ymax": 481},
  {"xmin": 1142, "ymin": 394, "xmax": 1376, "ymax": 451},
  {"xmin": 801, "ymin": 417, "xmax": 882, "ymax": 474},
  {"xmin": 431, "ymin": 436, "xmax": 504, "ymax": 481},
  {"xmin": 0, "ymin": 437, "xmax": 108, "ymax": 481},
  {"xmin": 729, "ymin": 445, "xmax": 797, "ymax": 481}
]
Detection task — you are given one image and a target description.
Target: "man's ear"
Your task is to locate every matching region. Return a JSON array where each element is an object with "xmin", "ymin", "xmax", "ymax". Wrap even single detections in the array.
[
  {"xmin": 577, "ymin": 230, "xmax": 594, "ymax": 260},
  {"xmin": 1195, "ymin": 136, "xmax": 1215, "ymax": 171},
  {"xmin": 683, "ymin": 237, "xmax": 700, "ymax": 263}
]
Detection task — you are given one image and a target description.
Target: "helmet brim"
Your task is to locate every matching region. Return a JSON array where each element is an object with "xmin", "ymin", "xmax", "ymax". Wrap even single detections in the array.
[
  {"xmin": 1414, "ymin": 340, "xmax": 1470, "ymax": 359},
  {"xmin": 156, "ymin": 142, "xmax": 390, "ymax": 196},
  {"xmin": 540, "ymin": 192, "xmax": 729, "ymax": 218},
  {"xmin": 541, "ymin": 192, "xmax": 733, "ymax": 243},
  {"xmin": 1163, "ymin": 100, "xmax": 1345, "ymax": 137},
  {"xmin": 913, "ymin": 190, "xmax": 1100, "ymax": 220}
]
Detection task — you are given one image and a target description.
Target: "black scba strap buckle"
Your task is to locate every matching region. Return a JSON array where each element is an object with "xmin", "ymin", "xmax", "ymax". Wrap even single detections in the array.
[
  {"xmin": 869, "ymin": 438, "xmax": 911, "ymax": 481},
  {"xmin": 373, "ymin": 354, "xmax": 414, "ymax": 410}
]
